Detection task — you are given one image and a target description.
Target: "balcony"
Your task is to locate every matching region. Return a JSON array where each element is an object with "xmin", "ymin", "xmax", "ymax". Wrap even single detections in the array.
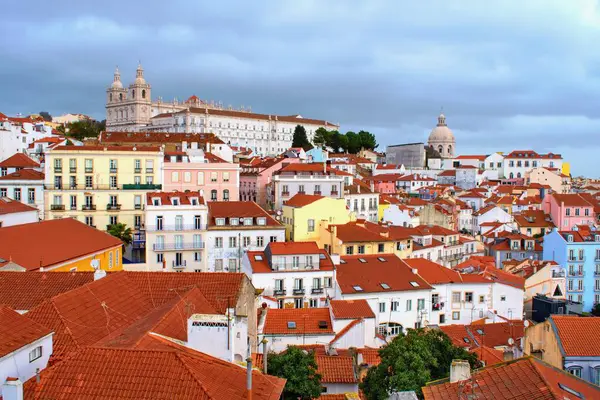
[
  {"xmin": 122, "ymin": 184, "xmax": 162, "ymax": 190},
  {"xmin": 172, "ymin": 260, "xmax": 187, "ymax": 269},
  {"xmin": 50, "ymin": 204, "xmax": 65, "ymax": 211},
  {"xmin": 85, "ymin": 167, "xmax": 93, "ymax": 173},
  {"xmin": 552, "ymin": 270, "xmax": 566, "ymax": 278},
  {"xmin": 314, "ymin": 191, "xmax": 322, "ymax": 195},
  {"xmin": 273, "ymin": 289, "xmax": 286, "ymax": 296},
  {"xmin": 106, "ymin": 204, "xmax": 121, "ymax": 211},
  {"xmin": 153, "ymin": 242, "xmax": 206, "ymax": 251},
  {"xmin": 293, "ymin": 288, "xmax": 305, "ymax": 295},
  {"xmin": 54, "ymin": 167, "xmax": 62, "ymax": 173},
  {"xmin": 82, "ymin": 205, "xmax": 96, "ymax": 211},
  {"xmin": 568, "ymin": 257, "xmax": 585, "ymax": 263},
  {"xmin": 134, "ymin": 168, "xmax": 142, "ymax": 173},
  {"xmin": 281, "ymin": 191, "xmax": 290, "ymax": 197},
  {"xmin": 146, "ymin": 224, "xmax": 206, "ymax": 232},
  {"xmin": 109, "ymin": 168, "xmax": 118, "ymax": 173},
  {"xmin": 69, "ymin": 167, "xmax": 77, "ymax": 173},
  {"xmin": 146, "ymin": 168, "xmax": 154, "ymax": 174},
  {"xmin": 594, "ymin": 271, "xmax": 600, "ymax": 277},
  {"xmin": 134, "ymin": 204, "xmax": 142, "ymax": 210},
  {"xmin": 311, "ymin": 287, "xmax": 324, "ymax": 294}
]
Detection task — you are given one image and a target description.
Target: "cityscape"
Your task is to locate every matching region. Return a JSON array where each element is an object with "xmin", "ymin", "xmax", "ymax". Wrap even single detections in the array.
[{"xmin": 1, "ymin": 2, "xmax": 600, "ymax": 400}]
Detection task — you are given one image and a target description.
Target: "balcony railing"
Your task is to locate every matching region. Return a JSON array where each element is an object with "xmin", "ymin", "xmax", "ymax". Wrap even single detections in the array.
[
  {"xmin": 85, "ymin": 167, "xmax": 93, "ymax": 173},
  {"xmin": 54, "ymin": 167, "xmax": 62, "ymax": 173},
  {"xmin": 594, "ymin": 271, "xmax": 600, "ymax": 277},
  {"xmin": 146, "ymin": 224, "xmax": 206, "ymax": 232},
  {"xmin": 146, "ymin": 168, "xmax": 154, "ymax": 174},
  {"xmin": 293, "ymin": 288, "xmax": 305, "ymax": 295},
  {"xmin": 134, "ymin": 168, "xmax": 142, "ymax": 173},
  {"xmin": 173, "ymin": 260, "xmax": 187, "ymax": 269},
  {"xmin": 69, "ymin": 167, "xmax": 77, "ymax": 173},
  {"xmin": 50, "ymin": 204, "xmax": 65, "ymax": 211},
  {"xmin": 134, "ymin": 204, "xmax": 142, "ymax": 210},
  {"xmin": 314, "ymin": 191, "xmax": 322, "ymax": 195},
  {"xmin": 568, "ymin": 257, "xmax": 585, "ymax": 262},
  {"xmin": 311, "ymin": 287, "xmax": 324, "ymax": 294},
  {"xmin": 153, "ymin": 242, "xmax": 206, "ymax": 251},
  {"xmin": 122, "ymin": 184, "xmax": 162, "ymax": 190},
  {"xmin": 107, "ymin": 204, "xmax": 121, "ymax": 211},
  {"xmin": 552, "ymin": 271, "xmax": 566, "ymax": 278},
  {"xmin": 82, "ymin": 205, "xmax": 96, "ymax": 211},
  {"xmin": 281, "ymin": 191, "xmax": 290, "ymax": 197},
  {"xmin": 44, "ymin": 183, "xmax": 162, "ymax": 191},
  {"xmin": 110, "ymin": 168, "xmax": 118, "ymax": 173},
  {"xmin": 273, "ymin": 289, "xmax": 286, "ymax": 296}
]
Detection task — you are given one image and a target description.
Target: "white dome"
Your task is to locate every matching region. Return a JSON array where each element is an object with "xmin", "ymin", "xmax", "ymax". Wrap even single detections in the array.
[
  {"xmin": 428, "ymin": 113, "xmax": 455, "ymax": 143},
  {"xmin": 111, "ymin": 66, "xmax": 123, "ymax": 89},
  {"xmin": 134, "ymin": 63, "xmax": 146, "ymax": 85}
]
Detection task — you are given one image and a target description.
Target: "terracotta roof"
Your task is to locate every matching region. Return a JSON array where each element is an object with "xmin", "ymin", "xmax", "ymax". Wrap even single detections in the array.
[
  {"xmin": 0, "ymin": 152, "xmax": 40, "ymax": 168},
  {"xmin": 330, "ymin": 300, "xmax": 375, "ymax": 319},
  {"xmin": 0, "ymin": 197, "xmax": 38, "ymax": 216},
  {"xmin": 0, "ymin": 219, "xmax": 122, "ymax": 271},
  {"xmin": 204, "ymin": 152, "xmax": 228, "ymax": 163},
  {"xmin": 262, "ymin": 308, "xmax": 334, "ymax": 335},
  {"xmin": 329, "ymin": 222, "xmax": 387, "ymax": 243},
  {"xmin": 0, "ymin": 305, "xmax": 52, "ymax": 358},
  {"xmin": 423, "ymin": 357, "xmax": 600, "ymax": 400},
  {"xmin": 278, "ymin": 163, "xmax": 327, "ymax": 173},
  {"xmin": 412, "ymin": 224, "xmax": 458, "ymax": 237},
  {"xmin": 146, "ymin": 191, "xmax": 205, "ymax": 206},
  {"xmin": 247, "ymin": 249, "xmax": 334, "ymax": 273},
  {"xmin": 284, "ymin": 193, "xmax": 325, "ymax": 207},
  {"xmin": 437, "ymin": 169, "xmax": 456, "ymax": 177},
  {"xmin": 552, "ymin": 315, "xmax": 600, "ymax": 357},
  {"xmin": 379, "ymin": 195, "xmax": 402, "ymax": 205},
  {"xmin": 316, "ymin": 354, "xmax": 357, "ymax": 383},
  {"xmin": 455, "ymin": 155, "xmax": 487, "ymax": 161},
  {"xmin": 513, "ymin": 209, "xmax": 555, "ymax": 228},
  {"xmin": 54, "ymin": 145, "xmax": 162, "ymax": 152},
  {"xmin": 468, "ymin": 321, "xmax": 525, "ymax": 348},
  {"xmin": 100, "ymin": 131, "xmax": 225, "ymax": 145},
  {"xmin": 439, "ymin": 324, "xmax": 475, "ymax": 348},
  {"xmin": 0, "ymin": 168, "xmax": 44, "ymax": 181},
  {"xmin": 0, "ymin": 271, "xmax": 94, "ymax": 310},
  {"xmin": 337, "ymin": 254, "xmax": 432, "ymax": 294},
  {"xmin": 551, "ymin": 193, "xmax": 594, "ymax": 208},
  {"xmin": 363, "ymin": 173, "xmax": 403, "ymax": 182},
  {"xmin": 207, "ymin": 201, "xmax": 281, "ymax": 227},
  {"xmin": 357, "ymin": 348, "xmax": 381, "ymax": 365},
  {"xmin": 268, "ymin": 241, "xmax": 321, "ymax": 255},
  {"xmin": 403, "ymin": 258, "xmax": 489, "ymax": 285},
  {"xmin": 26, "ymin": 341, "xmax": 285, "ymax": 400},
  {"xmin": 472, "ymin": 204, "xmax": 498, "ymax": 217}
]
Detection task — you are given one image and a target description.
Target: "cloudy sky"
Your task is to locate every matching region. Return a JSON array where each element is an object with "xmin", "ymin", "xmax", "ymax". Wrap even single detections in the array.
[{"xmin": 2, "ymin": 1, "xmax": 599, "ymax": 176}]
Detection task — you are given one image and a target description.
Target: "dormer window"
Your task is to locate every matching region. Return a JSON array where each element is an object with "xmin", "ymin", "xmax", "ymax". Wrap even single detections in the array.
[
  {"xmin": 216, "ymin": 218, "xmax": 226, "ymax": 226},
  {"xmin": 257, "ymin": 217, "xmax": 266, "ymax": 226},
  {"xmin": 243, "ymin": 217, "xmax": 253, "ymax": 226},
  {"xmin": 152, "ymin": 198, "xmax": 161, "ymax": 206},
  {"xmin": 230, "ymin": 218, "xmax": 239, "ymax": 226},
  {"xmin": 567, "ymin": 235, "xmax": 573, "ymax": 242},
  {"xmin": 171, "ymin": 198, "xmax": 180, "ymax": 206},
  {"xmin": 353, "ymin": 285, "xmax": 363, "ymax": 292},
  {"xmin": 191, "ymin": 198, "xmax": 198, "ymax": 206},
  {"xmin": 596, "ymin": 235, "xmax": 600, "ymax": 242}
]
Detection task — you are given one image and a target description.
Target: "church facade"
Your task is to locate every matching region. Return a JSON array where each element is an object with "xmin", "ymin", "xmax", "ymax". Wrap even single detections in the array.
[{"xmin": 105, "ymin": 65, "xmax": 339, "ymax": 156}]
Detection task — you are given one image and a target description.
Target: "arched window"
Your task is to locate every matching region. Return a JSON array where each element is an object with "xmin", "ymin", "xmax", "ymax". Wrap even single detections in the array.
[
  {"xmin": 210, "ymin": 190, "xmax": 217, "ymax": 201},
  {"xmin": 223, "ymin": 189, "xmax": 230, "ymax": 201},
  {"xmin": 517, "ymin": 172, "xmax": 522, "ymax": 178},
  {"xmin": 119, "ymin": 93, "xmax": 123, "ymax": 101},
  {"xmin": 593, "ymin": 367, "xmax": 600, "ymax": 385},
  {"xmin": 109, "ymin": 93, "xmax": 113, "ymax": 101},
  {"xmin": 132, "ymin": 89, "xmax": 135, "ymax": 98},
  {"xmin": 509, "ymin": 172, "xmax": 514, "ymax": 179},
  {"xmin": 119, "ymin": 110, "xmax": 123, "ymax": 119},
  {"xmin": 438, "ymin": 145, "xmax": 443, "ymax": 155},
  {"xmin": 142, "ymin": 89, "xmax": 146, "ymax": 99},
  {"xmin": 568, "ymin": 366, "xmax": 582, "ymax": 378},
  {"xmin": 448, "ymin": 145, "xmax": 452, "ymax": 155}
]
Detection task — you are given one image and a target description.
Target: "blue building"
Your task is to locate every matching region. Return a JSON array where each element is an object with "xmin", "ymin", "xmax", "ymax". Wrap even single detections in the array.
[
  {"xmin": 543, "ymin": 227, "xmax": 600, "ymax": 311},
  {"xmin": 305, "ymin": 147, "xmax": 327, "ymax": 163}
]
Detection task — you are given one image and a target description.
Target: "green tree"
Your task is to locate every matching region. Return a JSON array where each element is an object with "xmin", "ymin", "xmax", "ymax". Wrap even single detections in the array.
[
  {"xmin": 345, "ymin": 131, "xmax": 362, "ymax": 154},
  {"xmin": 313, "ymin": 127, "xmax": 331, "ymax": 148},
  {"xmin": 65, "ymin": 119, "xmax": 105, "ymax": 141},
  {"xmin": 292, "ymin": 125, "xmax": 311, "ymax": 150},
  {"xmin": 268, "ymin": 346, "xmax": 322, "ymax": 400},
  {"xmin": 592, "ymin": 303, "xmax": 600, "ymax": 317},
  {"xmin": 107, "ymin": 223, "xmax": 132, "ymax": 250},
  {"xmin": 39, "ymin": 111, "xmax": 52, "ymax": 122},
  {"xmin": 358, "ymin": 130, "xmax": 378, "ymax": 150},
  {"xmin": 361, "ymin": 329, "xmax": 480, "ymax": 399}
]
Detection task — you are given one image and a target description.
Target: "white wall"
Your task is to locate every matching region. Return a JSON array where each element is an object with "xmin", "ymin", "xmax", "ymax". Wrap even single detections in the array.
[
  {"xmin": 262, "ymin": 333, "xmax": 336, "ymax": 353},
  {"xmin": 0, "ymin": 209, "xmax": 38, "ymax": 227},
  {"xmin": 0, "ymin": 334, "xmax": 52, "ymax": 397}
]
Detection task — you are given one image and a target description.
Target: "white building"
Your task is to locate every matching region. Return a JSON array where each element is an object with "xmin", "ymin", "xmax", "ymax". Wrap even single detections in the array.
[
  {"xmin": 144, "ymin": 191, "xmax": 208, "ymax": 272},
  {"xmin": 483, "ymin": 152, "xmax": 505, "ymax": 180},
  {"xmin": 503, "ymin": 150, "xmax": 563, "ymax": 181},
  {"xmin": 0, "ymin": 117, "xmax": 56, "ymax": 163},
  {"xmin": 272, "ymin": 163, "xmax": 346, "ymax": 210},
  {"xmin": 409, "ymin": 225, "xmax": 480, "ymax": 268},
  {"xmin": 472, "ymin": 204, "xmax": 514, "ymax": 234},
  {"xmin": 0, "ymin": 198, "xmax": 39, "ymax": 227},
  {"xmin": 330, "ymin": 299, "xmax": 380, "ymax": 349},
  {"xmin": 0, "ymin": 169, "xmax": 45, "ymax": 218},
  {"xmin": 343, "ymin": 180, "xmax": 379, "ymax": 222},
  {"xmin": 105, "ymin": 65, "xmax": 339, "ymax": 156},
  {"xmin": 205, "ymin": 201, "xmax": 285, "ymax": 272},
  {"xmin": 382, "ymin": 204, "xmax": 420, "ymax": 227},
  {"xmin": 395, "ymin": 173, "xmax": 437, "ymax": 194},
  {"xmin": 0, "ymin": 306, "xmax": 53, "ymax": 397},
  {"xmin": 242, "ymin": 242, "xmax": 335, "ymax": 309}
]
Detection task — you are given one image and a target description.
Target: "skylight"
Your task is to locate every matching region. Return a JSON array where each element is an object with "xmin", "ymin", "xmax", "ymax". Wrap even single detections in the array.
[
  {"xmin": 409, "ymin": 281, "xmax": 420, "ymax": 287},
  {"xmin": 558, "ymin": 383, "xmax": 582, "ymax": 398},
  {"xmin": 254, "ymin": 255, "xmax": 263, "ymax": 261},
  {"xmin": 358, "ymin": 258, "xmax": 367, "ymax": 263},
  {"xmin": 340, "ymin": 260, "xmax": 347, "ymax": 264},
  {"xmin": 476, "ymin": 329, "xmax": 484, "ymax": 335},
  {"xmin": 353, "ymin": 285, "xmax": 363, "ymax": 292},
  {"xmin": 287, "ymin": 321, "xmax": 296, "ymax": 329},
  {"xmin": 380, "ymin": 283, "xmax": 390, "ymax": 289},
  {"xmin": 319, "ymin": 253, "xmax": 326, "ymax": 259},
  {"xmin": 377, "ymin": 257, "xmax": 387, "ymax": 262},
  {"xmin": 462, "ymin": 338, "xmax": 470, "ymax": 343}
]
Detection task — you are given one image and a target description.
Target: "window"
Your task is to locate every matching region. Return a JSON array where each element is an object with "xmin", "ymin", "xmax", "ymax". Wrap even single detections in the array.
[
  {"xmin": 309, "ymin": 298, "xmax": 318, "ymax": 308},
  {"xmin": 379, "ymin": 302, "xmax": 386, "ymax": 313},
  {"xmin": 500, "ymin": 295, "xmax": 506, "ymax": 302},
  {"xmin": 211, "ymin": 190, "xmax": 217, "ymax": 201},
  {"xmin": 257, "ymin": 236, "xmax": 264, "ymax": 247},
  {"xmin": 313, "ymin": 277, "xmax": 321, "ymax": 289},
  {"xmin": 109, "ymin": 159, "xmax": 117, "ymax": 172},
  {"xmin": 479, "ymin": 295, "xmax": 485, "ymax": 303},
  {"xmin": 439, "ymin": 314, "xmax": 446, "ymax": 324},
  {"xmin": 465, "ymin": 292, "xmax": 473, "ymax": 303},
  {"xmin": 417, "ymin": 299, "xmax": 425, "ymax": 310},
  {"xmin": 452, "ymin": 311, "xmax": 460, "ymax": 320},
  {"xmin": 210, "ymin": 172, "xmax": 218, "ymax": 182},
  {"xmin": 378, "ymin": 243, "xmax": 385, "ymax": 253},
  {"xmin": 156, "ymin": 253, "xmax": 164, "ymax": 263},
  {"xmin": 223, "ymin": 172, "xmax": 230, "ymax": 182},
  {"xmin": 109, "ymin": 176, "xmax": 117, "ymax": 189},
  {"xmin": 29, "ymin": 346, "xmax": 42, "ymax": 362},
  {"xmin": 197, "ymin": 172, "xmax": 205, "ymax": 184},
  {"xmin": 0, "ymin": 188, "xmax": 6, "ymax": 197},
  {"xmin": 391, "ymin": 301, "xmax": 398, "ymax": 311},
  {"xmin": 228, "ymin": 258, "xmax": 237, "ymax": 272},
  {"xmin": 299, "ymin": 184, "xmax": 305, "ymax": 193},
  {"xmin": 85, "ymin": 158, "xmax": 93, "ymax": 172},
  {"xmin": 324, "ymin": 277, "xmax": 332, "ymax": 288},
  {"xmin": 294, "ymin": 298, "xmax": 303, "ymax": 309},
  {"xmin": 184, "ymin": 172, "xmax": 191, "ymax": 183},
  {"xmin": 229, "ymin": 236, "xmax": 237, "ymax": 248},
  {"xmin": 243, "ymin": 236, "xmax": 251, "ymax": 247},
  {"xmin": 28, "ymin": 188, "xmax": 35, "ymax": 204},
  {"xmin": 171, "ymin": 171, "xmax": 179, "ymax": 182},
  {"xmin": 346, "ymin": 246, "xmax": 354, "ymax": 255},
  {"xmin": 108, "ymin": 252, "xmax": 113, "ymax": 269},
  {"xmin": 568, "ymin": 367, "xmax": 582, "ymax": 378},
  {"xmin": 70, "ymin": 195, "xmax": 77, "ymax": 209},
  {"xmin": 223, "ymin": 189, "xmax": 230, "ymax": 201},
  {"xmin": 307, "ymin": 219, "xmax": 315, "ymax": 232},
  {"xmin": 358, "ymin": 245, "xmax": 365, "ymax": 254},
  {"xmin": 406, "ymin": 299, "xmax": 412, "ymax": 311},
  {"xmin": 134, "ymin": 159, "xmax": 141, "ymax": 171},
  {"xmin": 146, "ymin": 159, "xmax": 154, "ymax": 173},
  {"xmin": 215, "ymin": 237, "xmax": 223, "ymax": 248},
  {"xmin": 270, "ymin": 236, "xmax": 278, "ymax": 243},
  {"xmin": 452, "ymin": 292, "xmax": 461, "ymax": 303}
]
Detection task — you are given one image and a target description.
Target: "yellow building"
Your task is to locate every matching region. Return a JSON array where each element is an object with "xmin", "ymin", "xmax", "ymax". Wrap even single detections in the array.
[
  {"xmin": 0, "ymin": 218, "xmax": 123, "ymax": 272},
  {"xmin": 318, "ymin": 220, "xmax": 413, "ymax": 259},
  {"xmin": 282, "ymin": 194, "xmax": 353, "ymax": 242},
  {"xmin": 44, "ymin": 145, "xmax": 163, "ymax": 232}
]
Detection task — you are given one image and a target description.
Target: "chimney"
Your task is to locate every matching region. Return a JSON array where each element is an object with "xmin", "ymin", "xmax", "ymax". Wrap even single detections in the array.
[
  {"xmin": 262, "ymin": 339, "xmax": 268, "ymax": 374},
  {"xmin": 329, "ymin": 253, "xmax": 341, "ymax": 265},
  {"xmin": 246, "ymin": 347, "xmax": 253, "ymax": 400},
  {"xmin": 94, "ymin": 268, "xmax": 107, "ymax": 281},
  {"xmin": 412, "ymin": 268, "xmax": 418, "ymax": 275},
  {"xmin": 2, "ymin": 378, "xmax": 23, "ymax": 400},
  {"xmin": 449, "ymin": 360, "xmax": 471, "ymax": 383},
  {"xmin": 370, "ymin": 181, "xmax": 375, "ymax": 192}
]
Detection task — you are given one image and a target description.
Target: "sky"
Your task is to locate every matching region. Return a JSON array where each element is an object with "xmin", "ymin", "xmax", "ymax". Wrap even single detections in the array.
[{"xmin": 2, "ymin": 0, "xmax": 600, "ymax": 176}]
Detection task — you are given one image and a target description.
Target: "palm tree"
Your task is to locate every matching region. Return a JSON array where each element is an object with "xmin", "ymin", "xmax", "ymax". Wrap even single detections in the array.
[{"xmin": 107, "ymin": 223, "xmax": 132, "ymax": 249}]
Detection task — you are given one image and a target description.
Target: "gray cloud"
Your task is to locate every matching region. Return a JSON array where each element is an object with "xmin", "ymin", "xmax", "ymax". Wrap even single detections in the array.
[{"xmin": 2, "ymin": 0, "xmax": 600, "ymax": 175}]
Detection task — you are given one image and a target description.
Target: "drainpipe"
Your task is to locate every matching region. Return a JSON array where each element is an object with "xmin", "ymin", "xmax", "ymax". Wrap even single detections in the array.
[
  {"xmin": 262, "ymin": 339, "xmax": 268, "ymax": 374},
  {"xmin": 246, "ymin": 349, "xmax": 253, "ymax": 400}
]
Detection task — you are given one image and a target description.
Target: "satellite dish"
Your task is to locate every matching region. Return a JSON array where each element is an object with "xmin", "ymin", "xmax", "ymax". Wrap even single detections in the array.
[
  {"xmin": 90, "ymin": 259, "xmax": 100, "ymax": 270},
  {"xmin": 524, "ymin": 320, "xmax": 530, "ymax": 328},
  {"xmin": 507, "ymin": 338, "xmax": 514, "ymax": 346}
]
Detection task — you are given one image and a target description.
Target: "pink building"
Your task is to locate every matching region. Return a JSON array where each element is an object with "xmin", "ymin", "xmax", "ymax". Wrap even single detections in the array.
[
  {"xmin": 543, "ymin": 193, "xmax": 595, "ymax": 230},
  {"xmin": 239, "ymin": 157, "xmax": 300, "ymax": 207},
  {"xmin": 162, "ymin": 152, "xmax": 240, "ymax": 202},
  {"xmin": 363, "ymin": 173, "xmax": 399, "ymax": 194}
]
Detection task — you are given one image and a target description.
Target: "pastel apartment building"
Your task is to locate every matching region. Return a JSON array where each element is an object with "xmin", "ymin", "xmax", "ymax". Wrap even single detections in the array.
[
  {"xmin": 144, "ymin": 191, "xmax": 208, "ymax": 271},
  {"xmin": 543, "ymin": 193, "xmax": 595, "ymax": 230},
  {"xmin": 239, "ymin": 156, "xmax": 300, "ymax": 206},
  {"xmin": 0, "ymin": 197, "xmax": 38, "ymax": 227},
  {"xmin": 503, "ymin": 150, "xmax": 563, "ymax": 181}
]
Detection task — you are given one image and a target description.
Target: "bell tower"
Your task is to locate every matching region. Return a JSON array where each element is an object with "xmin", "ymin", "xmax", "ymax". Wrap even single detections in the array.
[
  {"xmin": 127, "ymin": 62, "xmax": 152, "ymax": 127},
  {"xmin": 105, "ymin": 66, "xmax": 128, "ymax": 131}
]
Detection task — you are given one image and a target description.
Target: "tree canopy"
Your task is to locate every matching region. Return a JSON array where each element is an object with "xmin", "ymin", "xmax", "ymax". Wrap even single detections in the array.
[
  {"xmin": 107, "ymin": 223, "xmax": 132, "ymax": 250},
  {"xmin": 292, "ymin": 125, "xmax": 312, "ymax": 150},
  {"xmin": 59, "ymin": 119, "xmax": 106, "ymax": 141},
  {"xmin": 311, "ymin": 128, "xmax": 377, "ymax": 153},
  {"xmin": 267, "ymin": 346, "xmax": 322, "ymax": 400},
  {"xmin": 39, "ymin": 111, "xmax": 52, "ymax": 122},
  {"xmin": 360, "ymin": 329, "xmax": 480, "ymax": 399}
]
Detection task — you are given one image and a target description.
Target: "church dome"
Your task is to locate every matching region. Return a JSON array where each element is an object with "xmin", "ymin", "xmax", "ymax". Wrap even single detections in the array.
[
  {"xmin": 134, "ymin": 63, "xmax": 146, "ymax": 85},
  {"xmin": 111, "ymin": 66, "xmax": 123, "ymax": 89},
  {"xmin": 428, "ymin": 113, "xmax": 455, "ymax": 143}
]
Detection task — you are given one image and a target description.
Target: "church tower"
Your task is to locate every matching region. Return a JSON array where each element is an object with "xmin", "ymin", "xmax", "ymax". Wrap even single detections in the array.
[
  {"xmin": 127, "ymin": 62, "xmax": 152, "ymax": 127},
  {"xmin": 105, "ymin": 67, "xmax": 128, "ymax": 130}
]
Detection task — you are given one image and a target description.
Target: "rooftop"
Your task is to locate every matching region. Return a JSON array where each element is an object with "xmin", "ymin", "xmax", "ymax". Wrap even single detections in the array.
[
  {"xmin": 283, "ymin": 193, "xmax": 325, "ymax": 208},
  {"xmin": 0, "ymin": 168, "xmax": 45, "ymax": 181},
  {"xmin": 0, "ymin": 305, "xmax": 52, "ymax": 358},
  {"xmin": 330, "ymin": 299, "xmax": 376, "ymax": 319},
  {"xmin": 146, "ymin": 191, "xmax": 206, "ymax": 206},
  {"xmin": 262, "ymin": 308, "xmax": 334, "ymax": 335},
  {"xmin": 100, "ymin": 131, "xmax": 225, "ymax": 145},
  {"xmin": 0, "ymin": 197, "xmax": 39, "ymax": 216},
  {"xmin": 552, "ymin": 315, "xmax": 600, "ymax": 357},
  {"xmin": 0, "ymin": 152, "xmax": 40, "ymax": 168},
  {"xmin": 207, "ymin": 201, "xmax": 281, "ymax": 227}
]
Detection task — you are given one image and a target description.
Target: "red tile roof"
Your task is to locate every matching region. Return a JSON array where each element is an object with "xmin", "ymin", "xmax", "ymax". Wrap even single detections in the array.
[
  {"xmin": 268, "ymin": 241, "xmax": 321, "ymax": 255},
  {"xmin": 0, "ymin": 305, "xmax": 52, "ymax": 358},
  {"xmin": 422, "ymin": 357, "xmax": 600, "ymax": 400},
  {"xmin": 437, "ymin": 169, "xmax": 456, "ymax": 177},
  {"xmin": 207, "ymin": 201, "xmax": 281, "ymax": 227},
  {"xmin": 284, "ymin": 193, "xmax": 325, "ymax": 207},
  {"xmin": 357, "ymin": 348, "xmax": 381, "ymax": 365},
  {"xmin": 0, "ymin": 197, "xmax": 38, "ymax": 216},
  {"xmin": 53, "ymin": 145, "xmax": 162, "ymax": 152},
  {"xmin": 316, "ymin": 354, "xmax": 357, "ymax": 383},
  {"xmin": 0, "ymin": 219, "xmax": 122, "ymax": 271},
  {"xmin": 455, "ymin": 155, "xmax": 487, "ymax": 161},
  {"xmin": 263, "ymin": 308, "xmax": 334, "ymax": 335},
  {"xmin": 247, "ymin": 249, "xmax": 334, "ymax": 273},
  {"xmin": 551, "ymin": 193, "xmax": 594, "ymax": 208},
  {"xmin": 403, "ymin": 258, "xmax": 489, "ymax": 285},
  {"xmin": 0, "ymin": 168, "xmax": 44, "ymax": 181},
  {"xmin": 0, "ymin": 271, "xmax": 94, "ymax": 310},
  {"xmin": 329, "ymin": 222, "xmax": 387, "ymax": 243},
  {"xmin": 0, "ymin": 153, "xmax": 40, "ymax": 168},
  {"xmin": 552, "ymin": 315, "xmax": 600, "ymax": 357},
  {"xmin": 27, "ymin": 341, "xmax": 285, "ymax": 400},
  {"xmin": 337, "ymin": 254, "xmax": 432, "ymax": 294},
  {"xmin": 278, "ymin": 163, "xmax": 327, "ymax": 173},
  {"xmin": 146, "ymin": 191, "xmax": 205, "ymax": 206},
  {"xmin": 330, "ymin": 300, "xmax": 375, "ymax": 319},
  {"xmin": 100, "ymin": 131, "xmax": 225, "ymax": 145},
  {"xmin": 513, "ymin": 209, "xmax": 555, "ymax": 228}
]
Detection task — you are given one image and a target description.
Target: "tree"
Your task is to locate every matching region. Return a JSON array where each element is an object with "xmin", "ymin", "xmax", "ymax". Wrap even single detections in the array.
[
  {"xmin": 592, "ymin": 303, "xmax": 600, "ymax": 317},
  {"xmin": 361, "ymin": 329, "xmax": 480, "ymax": 399},
  {"xmin": 107, "ymin": 223, "xmax": 132, "ymax": 250},
  {"xmin": 358, "ymin": 130, "xmax": 378, "ymax": 150},
  {"xmin": 64, "ymin": 119, "xmax": 105, "ymax": 141},
  {"xmin": 268, "ymin": 346, "xmax": 322, "ymax": 399},
  {"xmin": 39, "ymin": 111, "xmax": 52, "ymax": 122},
  {"xmin": 313, "ymin": 127, "xmax": 331, "ymax": 148},
  {"xmin": 292, "ymin": 125, "xmax": 311, "ymax": 150},
  {"xmin": 345, "ymin": 131, "xmax": 362, "ymax": 154}
]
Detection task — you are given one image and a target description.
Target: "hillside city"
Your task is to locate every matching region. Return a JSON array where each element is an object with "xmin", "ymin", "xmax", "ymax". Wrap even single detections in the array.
[{"xmin": 1, "ymin": 63, "xmax": 600, "ymax": 400}]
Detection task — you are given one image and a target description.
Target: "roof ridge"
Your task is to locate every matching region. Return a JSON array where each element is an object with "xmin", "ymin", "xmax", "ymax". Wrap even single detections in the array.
[
  {"xmin": 329, "ymin": 318, "xmax": 363, "ymax": 345},
  {"xmin": 173, "ymin": 351, "xmax": 215, "ymax": 399}
]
